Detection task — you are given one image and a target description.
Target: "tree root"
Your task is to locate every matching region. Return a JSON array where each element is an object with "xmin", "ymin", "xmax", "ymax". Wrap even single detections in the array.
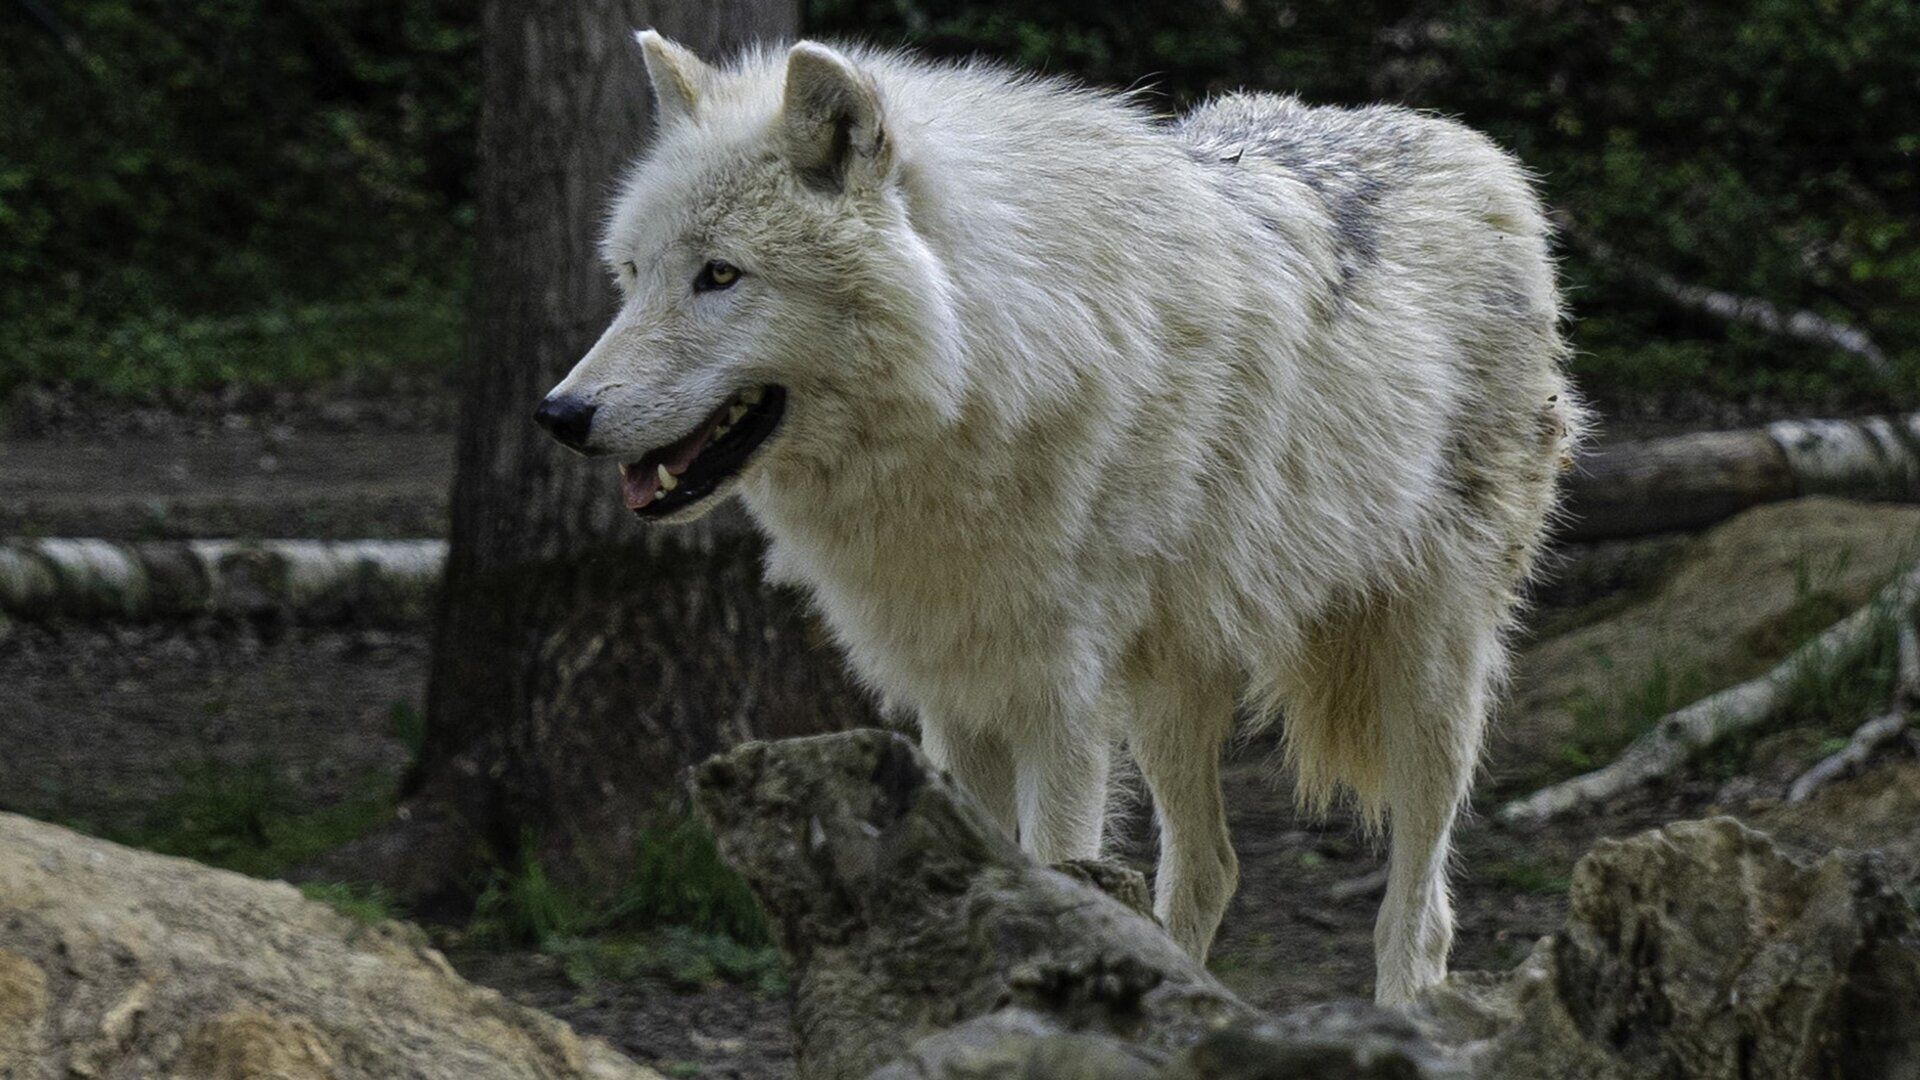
[
  {"xmin": 1499, "ymin": 563, "xmax": 1920, "ymax": 825},
  {"xmin": 1786, "ymin": 619, "xmax": 1920, "ymax": 803}
]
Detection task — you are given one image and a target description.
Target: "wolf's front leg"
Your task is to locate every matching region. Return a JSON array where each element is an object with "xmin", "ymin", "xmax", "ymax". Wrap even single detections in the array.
[
  {"xmin": 1126, "ymin": 672, "xmax": 1238, "ymax": 959},
  {"xmin": 920, "ymin": 716, "xmax": 1018, "ymax": 836},
  {"xmin": 1013, "ymin": 726, "xmax": 1110, "ymax": 863}
]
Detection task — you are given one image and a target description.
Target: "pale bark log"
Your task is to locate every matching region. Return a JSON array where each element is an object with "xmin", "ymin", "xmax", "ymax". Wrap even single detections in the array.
[
  {"xmin": 1562, "ymin": 411, "xmax": 1920, "ymax": 541},
  {"xmin": 0, "ymin": 538, "xmax": 443, "ymax": 622},
  {"xmin": 1499, "ymin": 563, "xmax": 1920, "ymax": 824}
]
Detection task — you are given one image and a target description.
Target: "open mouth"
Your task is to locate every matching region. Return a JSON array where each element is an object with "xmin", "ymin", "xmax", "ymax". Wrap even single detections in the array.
[{"xmin": 620, "ymin": 386, "xmax": 786, "ymax": 517}]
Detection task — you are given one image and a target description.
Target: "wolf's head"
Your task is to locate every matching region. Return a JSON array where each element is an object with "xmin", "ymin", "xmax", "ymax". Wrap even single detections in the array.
[{"xmin": 536, "ymin": 33, "xmax": 964, "ymax": 523}]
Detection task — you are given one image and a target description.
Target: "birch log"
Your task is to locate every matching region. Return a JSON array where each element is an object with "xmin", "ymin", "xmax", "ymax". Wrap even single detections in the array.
[
  {"xmin": 0, "ymin": 538, "xmax": 444, "ymax": 622},
  {"xmin": 1563, "ymin": 412, "xmax": 1920, "ymax": 541}
]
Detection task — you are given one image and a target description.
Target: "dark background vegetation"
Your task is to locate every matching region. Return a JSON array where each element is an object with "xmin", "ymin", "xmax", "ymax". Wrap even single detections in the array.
[{"xmin": 3, "ymin": 0, "xmax": 1916, "ymax": 411}]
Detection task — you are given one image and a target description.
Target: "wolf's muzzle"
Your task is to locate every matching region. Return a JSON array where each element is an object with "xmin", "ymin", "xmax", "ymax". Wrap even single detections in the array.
[{"xmin": 533, "ymin": 395, "xmax": 597, "ymax": 451}]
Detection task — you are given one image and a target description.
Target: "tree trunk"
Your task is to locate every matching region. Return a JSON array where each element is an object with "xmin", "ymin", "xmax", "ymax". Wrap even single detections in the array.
[{"xmin": 377, "ymin": 0, "xmax": 873, "ymax": 903}]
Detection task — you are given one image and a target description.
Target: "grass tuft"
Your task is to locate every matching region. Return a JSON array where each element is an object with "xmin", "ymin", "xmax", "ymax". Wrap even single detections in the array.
[
  {"xmin": 117, "ymin": 756, "xmax": 394, "ymax": 879},
  {"xmin": 301, "ymin": 881, "xmax": 400, "ymax": 926}
]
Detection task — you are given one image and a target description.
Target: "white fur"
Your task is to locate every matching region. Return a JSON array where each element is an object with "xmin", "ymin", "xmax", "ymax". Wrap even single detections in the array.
[{"xmin": 547, "ymin": 37, "xmax": 1587, "ymax": 1005}]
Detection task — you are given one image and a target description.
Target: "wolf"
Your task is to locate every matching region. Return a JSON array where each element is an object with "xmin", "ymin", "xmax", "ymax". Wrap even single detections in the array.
[{"xmin": 535, "ymin": 31, "xmax": 1585, "ymax": 1005}]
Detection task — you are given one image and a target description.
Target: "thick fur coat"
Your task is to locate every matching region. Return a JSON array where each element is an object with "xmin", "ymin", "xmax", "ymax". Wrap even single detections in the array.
[{"xmin": 543, "ymin": 34, "xmax": 1586, "ymax": 1004}]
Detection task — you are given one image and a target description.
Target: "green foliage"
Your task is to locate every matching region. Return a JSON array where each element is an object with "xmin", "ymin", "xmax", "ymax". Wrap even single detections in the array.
[
  {"xmin": 469, "ymin": 819, "xmax": 769, "ymax": 948},
  {"xmin": 613, "ymin": 817, "xmax": 771, "ymax": 946},
  {"xmin": 117, "ymin": 756, "xmax": 394, "ymax": 879},
  {"xmin": 1778, "ymin": 598, "xmax": 1903, "ymax": 732},
  {"xmin": 388, "ymin": 699, "xmax": 428, "ymax": 763},
  {"xmin": 6, "ymin": 2, "xmax": 1914, "ymax": 405},
  {"xmin": 0, "ymin": 0, "xmax": 474, "ymax": 397},
  {"xmin": 467, "ymin": 820, "xmax": 778, "ymax": 991},
  {"xmin": 469, "ymin": 839, "xmax": 588, "ymax": 946},
  {"xmin": 1479, "ymin": 858, "xmax": 1571, "ymax": 896},
  {"xmin": 0, "ymin": 290, "xmax": 461, "ymax": 398}
]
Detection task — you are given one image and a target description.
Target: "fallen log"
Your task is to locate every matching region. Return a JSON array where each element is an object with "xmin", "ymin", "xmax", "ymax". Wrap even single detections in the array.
[
  {"xmin": 0, "ymin": 538, "xmax": 444, "ymax": 622},
  {"xmin": 1562, "ymin": 412, "xmax": 1920, "ymax": 541},
  {"xmin": 1499, "ymin": 562, "xmax": 1920, "ymax": 824}
]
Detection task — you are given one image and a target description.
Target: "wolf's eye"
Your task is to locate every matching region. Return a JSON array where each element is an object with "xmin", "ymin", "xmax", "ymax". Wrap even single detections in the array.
[
  {"xmin": 694, "ymin": 260, "xmax": 741, "ymax": 292},
  {"xmin": 621, "ymin": 260, "xmax": 638, "ymax": 277}
]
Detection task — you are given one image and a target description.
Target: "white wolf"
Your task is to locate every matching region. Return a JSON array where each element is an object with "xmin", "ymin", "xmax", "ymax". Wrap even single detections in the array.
[{"xmin": 537, "ymin": 31, "xmax": 1584, "ymax": 1004}]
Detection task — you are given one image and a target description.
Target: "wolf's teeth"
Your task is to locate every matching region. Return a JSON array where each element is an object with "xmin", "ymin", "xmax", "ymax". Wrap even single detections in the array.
[
  {"xmin": 657, "ymin": 464, "xmax": 678, "ymax": 491},
  {"xmin": 727, "ymin": 405, "xmax": 749, "ymax": 424},
  {"xmin": 713, "ymin": 423, "xmax": 732, "ymax": 439},
  {"xmin": 739, "ymin": 387, "xmax": 763, "ymax": 406}
]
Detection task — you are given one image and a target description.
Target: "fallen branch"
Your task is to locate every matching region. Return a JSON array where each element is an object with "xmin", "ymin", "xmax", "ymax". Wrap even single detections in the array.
[
  {"xmin": 0, "ymin": 537, "xmax": 444, "ymax": 623},
  {"xmin": 1500, "ymin": 563, "xmax": 1920, "ymax": 825},
  {"xmin": 1787, "ymin": 619, "xmax": 1920, "ymax": 803},
  {"xmin": 1561, "ymin": 411, "xmax": 1920, "ymax": 542},
  {"xmin": 1570, "ymin": 229, "xmax": 1895, "ymax": 383}
]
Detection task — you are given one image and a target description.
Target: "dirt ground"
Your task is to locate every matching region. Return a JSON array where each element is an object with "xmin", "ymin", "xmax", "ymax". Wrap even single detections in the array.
[{"xmin": 4, "ymin": 395, "xmax": 1919, "ymax": 1078}]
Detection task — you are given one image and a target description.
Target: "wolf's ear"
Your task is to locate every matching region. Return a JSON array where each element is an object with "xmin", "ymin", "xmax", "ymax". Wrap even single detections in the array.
[
  {"xmin": 636, "ymin": 29, "xmax": 710, "ymax": 127},
  {"xmin": 782, "ymin": 42, "xmax": 889, "ymax": 192}
]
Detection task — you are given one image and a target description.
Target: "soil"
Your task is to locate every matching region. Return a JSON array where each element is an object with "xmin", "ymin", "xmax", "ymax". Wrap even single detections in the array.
[{"xmin": 5, "ymin": 389, "xmax": 1919, "ymax": 1078}]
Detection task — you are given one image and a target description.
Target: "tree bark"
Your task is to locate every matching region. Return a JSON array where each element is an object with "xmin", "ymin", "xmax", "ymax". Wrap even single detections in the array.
[{"xmin": 382, "ymin": 0, "xmax": 873, "ymax": 902}]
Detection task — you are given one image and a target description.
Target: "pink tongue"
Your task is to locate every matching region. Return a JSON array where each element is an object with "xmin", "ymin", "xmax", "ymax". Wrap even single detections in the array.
[
  {"xmin": 620, "ymin": 463, "xmax": 660, "ymax": 510},
  {"xmin": 664, "ymin": 421, "xmax": 715, "ymax": 472},
  {"xmin": 619, "ymin": 407, "xmax": 725, "ymax": 510}
]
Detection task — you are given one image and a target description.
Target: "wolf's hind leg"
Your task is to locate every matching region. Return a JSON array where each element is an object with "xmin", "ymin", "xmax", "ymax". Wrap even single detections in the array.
[
  {"xmin": 1370, "ymin": 590, "xmax": 1502, "ymax": 1007},
  {"xmin": 921, "ymin": 718, "xmax": 1018, "ymax": 836},
  {"xmin": 1127, "ymin": 673, "xmax": 1238, "ymax": 959}
]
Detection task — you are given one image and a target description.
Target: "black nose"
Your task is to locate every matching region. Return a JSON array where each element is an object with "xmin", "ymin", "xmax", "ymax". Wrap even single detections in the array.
[{"xmin": 533, "ymin": 395, "xmax": 597, "ymax": 450}]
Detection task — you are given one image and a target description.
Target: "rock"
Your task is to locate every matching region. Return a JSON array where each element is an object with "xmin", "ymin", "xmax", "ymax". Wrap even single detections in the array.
[
  {"xmin": 689, "ymin": 730, "xmax": 1256, "ymax": 1078},
  {"xmin": 1418, "ymin": 817, "xmax": 1920, "ymax": 1079},
  {"xmin": 693, "ymin": 733, "xmax": 1920, "ymax": 1080},
  {"xmin": 692, "ymin": 731, "xmax": 1451, "ymax": 1080},
  {"xmin": 0, "ymin": 812, "xmax": 659, "ymax": 1080}
]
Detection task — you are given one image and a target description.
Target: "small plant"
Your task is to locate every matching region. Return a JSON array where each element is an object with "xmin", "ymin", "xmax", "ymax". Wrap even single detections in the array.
[
  {"xmin": 613, "ymin": 818, "xmax": 770, "ymax": 945},
  {"xmin": 1481, "ymin": 859, "xmax": 1571, "ymax": 896},
  {"xmin": 301, "ymin": 882, "xmax": 399, "ymax": 926},
  {"xmin": 1553, "ymin": 660, "xmax": 1700, "ymax": 776},
  {"xmin": 388, "ymin": 700, "xmax": 427, "ymax": 761},
  {"xmin": 117, "ymin": 756, "xmax": 398, "ymax": 879},
  {"xmin": 469, "ymin": 840, "xmax": 590, "ymax": 947}
]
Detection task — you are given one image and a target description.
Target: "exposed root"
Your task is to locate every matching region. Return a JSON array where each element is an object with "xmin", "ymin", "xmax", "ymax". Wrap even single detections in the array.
[
  {"xmin": 1786, "ymin": 620, "xmax": 1919, "ymax": 803},
  {"xmin": 1500, "ymin": 564, "xmax": 1920, "ymax": 825}
]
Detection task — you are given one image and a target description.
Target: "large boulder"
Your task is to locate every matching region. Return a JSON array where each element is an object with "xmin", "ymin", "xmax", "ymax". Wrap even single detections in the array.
[
  {"xmin": 693, "ymin": 731, "xmax": 1920, "ymax": 1080},
  {"xmin": 0, "ymin": 812, "xmax": 657, "ymax": 1080},
  {"xmin": 1417, "ymin": 816, "xmax": 1920, "ymax": 1079}
]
